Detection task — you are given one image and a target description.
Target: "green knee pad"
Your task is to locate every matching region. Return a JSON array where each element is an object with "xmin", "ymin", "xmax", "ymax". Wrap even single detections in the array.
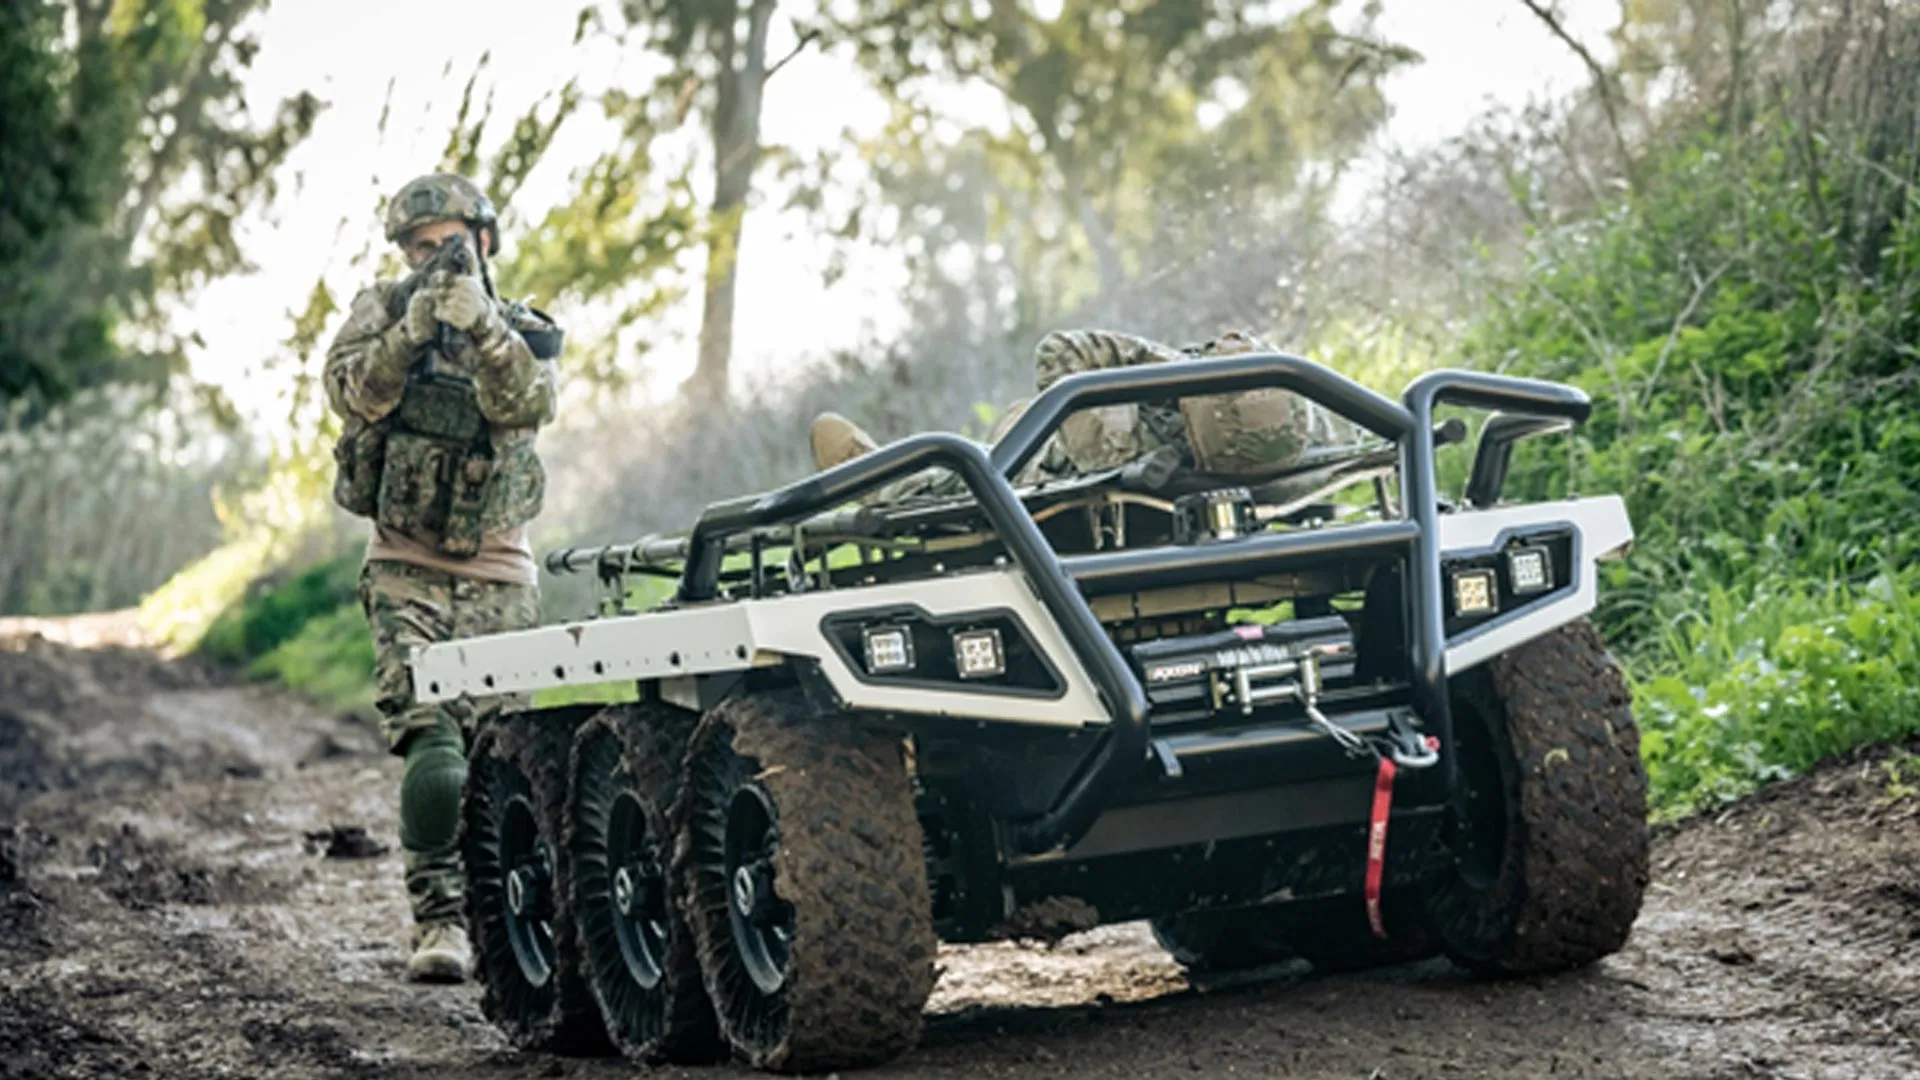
[{"xmin": 399, "ymin": 727, "xmax": 467, "ymax": 853}]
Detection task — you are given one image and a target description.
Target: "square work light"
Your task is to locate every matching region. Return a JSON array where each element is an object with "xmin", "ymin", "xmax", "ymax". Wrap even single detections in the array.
[
  {"xmin": 862, "ymin": 625, "xmax": 915, "ymax": 674},
  {"xmin": 1451, "ymin": 568, "xmax": 1498, "ymax": 617},
  {"xmin": 952, "ymin": 628, "xmax": 1006, "ymax": 680},
  {"xmin": 1506, "ymin": 546, "xmax": 1553, "ymax": 595}
]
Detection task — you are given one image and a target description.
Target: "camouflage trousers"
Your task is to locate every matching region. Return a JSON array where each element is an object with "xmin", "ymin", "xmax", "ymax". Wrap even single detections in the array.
[{"xmin": 358, "ymin": 559, "xmax": 540, "ymax": 927}]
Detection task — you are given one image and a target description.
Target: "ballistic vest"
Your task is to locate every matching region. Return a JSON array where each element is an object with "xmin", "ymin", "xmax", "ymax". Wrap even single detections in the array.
[{"xmin": 332, "ymin": 307, "xmax": 561, "ymax": 558}]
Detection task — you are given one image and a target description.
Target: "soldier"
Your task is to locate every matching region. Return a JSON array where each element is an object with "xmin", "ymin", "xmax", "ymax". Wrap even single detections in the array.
[
  {"xmin": 810, "ymin": 328, "xmax": 1359, "ymax": 484},
  {"xmin": 323, "ymin": 172, "xmax": 563, "ymax": 983}
]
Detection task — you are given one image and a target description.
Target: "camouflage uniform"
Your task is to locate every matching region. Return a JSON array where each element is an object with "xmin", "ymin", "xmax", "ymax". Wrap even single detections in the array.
[
  {"xmin": 323, "ymin": 173, "xmax": 560, "ymax": 955},
  {"xmin": 1035, "ymin": 328, "xmax": 1361, "ymax": 476},
  {"xmin": 837, "ymin": 328, "xmax": 1358, "ymax": 502}
]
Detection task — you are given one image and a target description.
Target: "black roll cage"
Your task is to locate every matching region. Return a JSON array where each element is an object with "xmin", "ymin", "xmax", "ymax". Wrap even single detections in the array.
[{"xmin": 611, "ymin": 354, "xmax": 1592, "ymax": 856}]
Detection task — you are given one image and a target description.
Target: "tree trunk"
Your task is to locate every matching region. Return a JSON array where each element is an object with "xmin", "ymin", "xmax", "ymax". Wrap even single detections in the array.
[{"xmin": 689, "ymin": 0, "xmax": 778, "ymax": 406}]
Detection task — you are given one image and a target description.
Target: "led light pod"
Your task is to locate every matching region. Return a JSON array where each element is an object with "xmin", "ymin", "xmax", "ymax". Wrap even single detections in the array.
[
  {"xmin": 862, "ymin": 625, "xmax": 915, "ymax": 673},
  {"xmin": 952, "ymin": 628, "xmax": 1006, "ymax": 679},
  {"xmin": 1451, "ymin": 568, "xmax": 1498, "ymax": 616},
  {"xmin": 1507, "ymin": 545, "xmax": 1552, "ymax": 594}
]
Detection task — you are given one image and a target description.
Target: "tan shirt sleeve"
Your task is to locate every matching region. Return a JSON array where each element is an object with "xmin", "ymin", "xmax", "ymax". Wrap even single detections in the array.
[{"xmin": 324, "ymin": 283, "xmax": 414, "ymax": 422}]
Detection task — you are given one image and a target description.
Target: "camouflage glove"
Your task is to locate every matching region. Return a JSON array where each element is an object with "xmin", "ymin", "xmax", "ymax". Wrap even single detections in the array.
[
  {"xmin": 430, "ymin": 275, "xmax": 505, "ymax": 339},
  {"xmin": 361, "ymin": 287, "xmax": 440, "ymax": 387},
  {"xmin": 401, "ymin": 288, "xmax": 439, "ymax": 346}
]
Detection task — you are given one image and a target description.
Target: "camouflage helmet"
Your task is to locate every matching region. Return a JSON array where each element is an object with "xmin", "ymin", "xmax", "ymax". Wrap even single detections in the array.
[{"xmin": 383, "ymin": 172, "xmax": 500, "ymax": 254}]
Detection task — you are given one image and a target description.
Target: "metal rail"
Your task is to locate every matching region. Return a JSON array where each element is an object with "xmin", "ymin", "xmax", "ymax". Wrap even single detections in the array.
[
  {"xmin": 1400, "ymin": 370, "xmax": 1591, "ymax": 801},
  {"xmin": 1465, "ymin": 412, "xmax": 1576, "ymax": 509},
  {"xmin": 988, "ymin": 351, "xmax": 1415, "ymax": 481}
]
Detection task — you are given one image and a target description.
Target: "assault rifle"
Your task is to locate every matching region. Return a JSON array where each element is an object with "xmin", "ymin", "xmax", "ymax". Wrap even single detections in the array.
[
  {"xmin": 385, "ymin": 231, "xmax": 479, "ymax": 326},
  {"xmin": 382, "ymin": 230, "xmax": 566, "ymax": 361}
]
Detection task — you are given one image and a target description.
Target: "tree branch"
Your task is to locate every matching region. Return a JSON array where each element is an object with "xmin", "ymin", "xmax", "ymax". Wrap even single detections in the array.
[
  {"xmin": 765, "ymin": 26, "xmax": 818, "ymax": 82},
  {"xmin": 1636, "ymin": 259, "xmax": 1733, "ymax": 420},
  {"xmin": 1517, "ymin": 0, "xmax": 1637, "ymax": 191}
]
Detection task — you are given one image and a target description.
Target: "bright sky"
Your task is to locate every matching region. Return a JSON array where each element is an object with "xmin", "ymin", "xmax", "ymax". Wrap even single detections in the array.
[{"xmin": 186, "ymin": 0, "xmax": 1615, "ymax": 429}]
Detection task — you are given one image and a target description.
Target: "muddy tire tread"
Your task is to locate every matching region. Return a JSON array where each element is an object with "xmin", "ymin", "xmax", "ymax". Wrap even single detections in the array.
[
  {"xmin": 462, "ymin": 714, "xmax": 609, "ymax": 1053},
  {"xmin": 1429, "ymin": 618, "xmax": 1651, "ymax": 974},
  {"xmin": 563, "ymin": 704, "xmax": 722, "ymax": 1063},
  {"xmin": 676, "ymin": 692, "xmax": 937, "ymax": 1072}
]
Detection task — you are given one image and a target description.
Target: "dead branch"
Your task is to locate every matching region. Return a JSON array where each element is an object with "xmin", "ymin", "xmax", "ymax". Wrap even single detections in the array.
[{"xmin": 1517, "ymin": 0, "xmax": 1638, "ymax": 192}]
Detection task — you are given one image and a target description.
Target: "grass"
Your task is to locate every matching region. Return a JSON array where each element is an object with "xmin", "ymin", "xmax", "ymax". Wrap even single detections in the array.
[
  {"xmin": 191, "ymin": 553, "xmax": 374, "ymax": 712},
  {"xmin": 245, "ymin": 605, "xmax": 378, "ymax": 713},
  {"xmin": 189, "ymin": 548, "xmax": 660, "ymax": 713}
]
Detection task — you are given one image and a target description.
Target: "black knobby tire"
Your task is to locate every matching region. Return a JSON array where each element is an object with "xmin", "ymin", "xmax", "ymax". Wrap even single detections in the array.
[
  {"xmin": 565, "ymin": 705, "xmax": 723, "ymax": 1063},
  {"xmin": 675, "ymin": 692, "xmax": 937, "ymax": 1072},
  {"xmin": 462, "ymin": 714, "xmax": 609, "ymax": 1053},
  {"xmin": 1150, "ymin": 908, "xmax": 1296, "ymax": 975},
  {"xmin": 1424, "ymin": 618, "xmax": 1651, "ymax": 974}
]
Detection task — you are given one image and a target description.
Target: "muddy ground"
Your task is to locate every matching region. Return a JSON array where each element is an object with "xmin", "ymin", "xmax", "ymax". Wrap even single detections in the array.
[{"xmin": 2, "ymin": 622, "xmax": 1917, "ymax": 1080}]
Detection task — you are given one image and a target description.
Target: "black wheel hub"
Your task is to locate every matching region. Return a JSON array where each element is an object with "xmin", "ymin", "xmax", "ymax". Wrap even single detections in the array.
[
  {"xmin": 501, "ymin": 794, "xmax": 557, "ymax": 988},
  {"xmin": 724, "ymin": 786, "xmax": 793, "ymax": 995},
  {"xmin": 606, "ymin": 790, "xmax": 670, "ymax": 990}
]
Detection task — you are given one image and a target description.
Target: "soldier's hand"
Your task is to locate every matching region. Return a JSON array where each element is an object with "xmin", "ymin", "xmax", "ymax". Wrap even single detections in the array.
[
  {"xmin": 401, "ymin": 288, "xmax": 439, "ymax": 345},
  {"xmin": 431, "ymin": 274, "xmax": 499, "ymax": 335}
]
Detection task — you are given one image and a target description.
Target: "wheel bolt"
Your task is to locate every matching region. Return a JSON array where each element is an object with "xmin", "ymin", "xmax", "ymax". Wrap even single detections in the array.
[
  {"xmin": 615, "ymin": 865, "xmax": 655, "ymax": 918},
  {"xmin": 732, "ymin": 865, "xmax": 756, "ymax": 918},
  {"xmin": 508, "ymin": 850, "xmax": 554, "ymax": 919}
]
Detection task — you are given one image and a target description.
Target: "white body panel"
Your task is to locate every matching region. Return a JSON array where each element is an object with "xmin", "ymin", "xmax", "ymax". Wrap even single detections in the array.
[
  {"xmin": 408, "ymin": 496, "xmax": 1632, "ymax": 726},
  {"xmin": 1439, "ymin": 494, "xmax": 1634, "ymax": 673},
  {"xmin": 409, "ymin": 567, "xmax": 1109, "ymax": 728}
]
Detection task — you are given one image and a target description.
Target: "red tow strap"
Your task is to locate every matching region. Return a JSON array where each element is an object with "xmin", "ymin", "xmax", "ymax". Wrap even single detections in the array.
[{"xmin": 1365, "ymin": 756, "xmax": 1397, "ymax": 940}]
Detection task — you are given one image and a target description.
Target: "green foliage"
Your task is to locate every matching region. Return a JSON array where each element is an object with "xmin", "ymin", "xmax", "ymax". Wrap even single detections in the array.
[
  {"xmin": 1634, "ymin": 571, "xmax": 1920, "ymax": 818},
  {"xmin": 496, "ymin": 111, "xmax": 701, "ymax": 388},
  {"xmin": 192, "ymin": 552, "xmax": 372, "ymax": 711},
  {"xmin": 1466, "ymin": 4, "xmax": 1920, "ymax": 813},
  {"xmin": 0, "ymin": 0, "xmax": 320, "ymax": 413},
  {"xmin": 531, "ymin": 681, "xmax": 640, "ymax": 709},
  {"xmin": 829, "ymin": 0, "xmax": 1414, "ymax": 326},
  {"xmin": 200, "ymin": 554, "xmax": 362, "ymax": 665},
  {"xmin": 243, "ymin": 604, "xmax": 377, "ymax": 713}
]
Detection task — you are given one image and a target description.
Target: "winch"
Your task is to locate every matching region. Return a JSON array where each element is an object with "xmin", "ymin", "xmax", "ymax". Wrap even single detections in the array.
[{"xmin": 1127, "ymin": 615, "xmax": 1358, "ymax": 725}]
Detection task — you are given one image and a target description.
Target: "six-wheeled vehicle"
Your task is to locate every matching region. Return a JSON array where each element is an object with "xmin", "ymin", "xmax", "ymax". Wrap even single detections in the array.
[{"xmin": 410, "ymin": 353, "xmax": 1650, "ymax": 1073}]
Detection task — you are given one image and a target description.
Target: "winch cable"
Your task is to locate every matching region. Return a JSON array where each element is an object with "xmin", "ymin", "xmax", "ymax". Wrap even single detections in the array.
[{"xmin": 1294, "ymin": 652, "xmax": 1441, "ymax": 939}]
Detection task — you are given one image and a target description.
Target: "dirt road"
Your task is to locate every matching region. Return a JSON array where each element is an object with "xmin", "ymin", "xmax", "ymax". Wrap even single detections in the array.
[{"xmin": 3, "ymin": 626, "xmax": 1917, "ymax": 1079}]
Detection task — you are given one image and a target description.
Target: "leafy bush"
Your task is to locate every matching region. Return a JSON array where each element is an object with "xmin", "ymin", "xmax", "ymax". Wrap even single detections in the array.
[
  {"xmin": 1467, "ymin": 8, "xmax": 1920, "ymax": 813},
  {"xmin": 243, "ymin": 604, "xmax": 377, "ymax": 713},
  {"xmin": 1634, "ymin": 571, "xmax": 1920, "ymax": 817},
  {"xmin": 196, "ymin": 553, "xmax": 373, "ymax": 711},
  {"xmin": 200, "ymin": 554, "xmax": 363, "ymax": 664}
]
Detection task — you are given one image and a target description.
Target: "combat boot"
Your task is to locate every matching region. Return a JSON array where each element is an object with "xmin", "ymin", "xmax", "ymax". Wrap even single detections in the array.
[
  {"xmin": 407, "ymin": 920, "xmax": 472, "ymax": 983},
  {"xmin": 810, "ymin": 412, "xmax": 879, "ymax": 470}
]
